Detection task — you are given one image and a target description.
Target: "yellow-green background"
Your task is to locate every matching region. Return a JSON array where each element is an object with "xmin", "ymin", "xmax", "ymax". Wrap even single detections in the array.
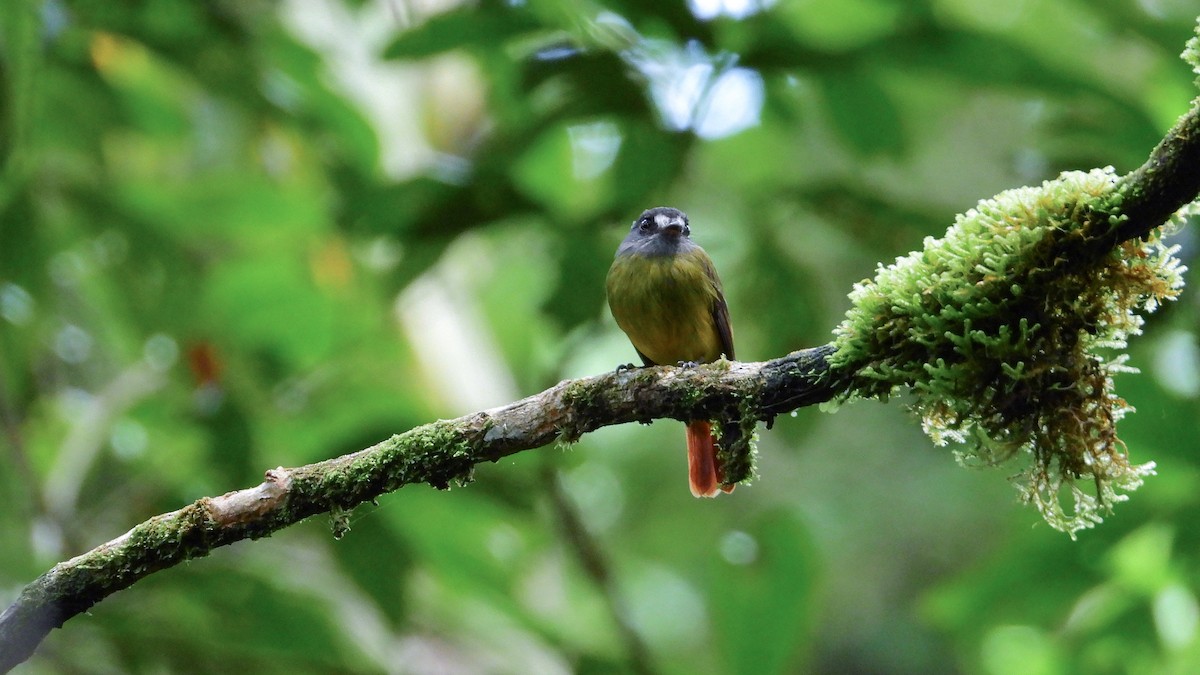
[{"xmin": 2, "ymin": 1, "xmax": 1199, "ymax": 673}]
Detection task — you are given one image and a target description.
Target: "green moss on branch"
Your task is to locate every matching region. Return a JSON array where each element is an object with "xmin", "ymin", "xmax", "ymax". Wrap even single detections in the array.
[{"xmin": 830, "ymin": 167, "xmax": 1189, "ymax": 536}]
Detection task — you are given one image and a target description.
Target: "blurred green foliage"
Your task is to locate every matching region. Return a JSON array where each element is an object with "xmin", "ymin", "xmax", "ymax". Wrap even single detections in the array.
[{"xmin": 1, "ymin": 1, "xmax": 1199, "ymax": 673}]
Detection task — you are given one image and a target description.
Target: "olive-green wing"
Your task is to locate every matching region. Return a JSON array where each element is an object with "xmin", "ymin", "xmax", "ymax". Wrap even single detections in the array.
[{"xmin": 703, "ymin": 257, "xmax": 735, "ymax": 361}]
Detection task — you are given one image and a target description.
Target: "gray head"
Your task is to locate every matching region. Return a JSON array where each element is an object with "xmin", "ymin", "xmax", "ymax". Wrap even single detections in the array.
[{"xmin": 615, "ymin": 207, "xmax": 699, "ymax": 258}]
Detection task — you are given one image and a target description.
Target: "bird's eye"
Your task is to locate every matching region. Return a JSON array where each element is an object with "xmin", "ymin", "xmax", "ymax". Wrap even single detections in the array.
[{"xmin": 638, "ymin": 218, "xmax": 652, "ymax": 232}]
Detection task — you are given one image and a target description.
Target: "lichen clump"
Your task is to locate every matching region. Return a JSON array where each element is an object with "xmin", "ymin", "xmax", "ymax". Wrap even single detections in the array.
[
  {"xmin": 1185, "ymin": 21, "xmax": 1200, "ymax": 80},
  {"xmin": 830, "ymin": 167, "xmax": 1188, "ymax": 536}
]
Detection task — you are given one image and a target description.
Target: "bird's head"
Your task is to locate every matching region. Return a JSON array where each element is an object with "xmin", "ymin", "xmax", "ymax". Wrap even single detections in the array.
[{"xmin": 617, "ymin": 207, "xmax": 694, "ymax": 257}]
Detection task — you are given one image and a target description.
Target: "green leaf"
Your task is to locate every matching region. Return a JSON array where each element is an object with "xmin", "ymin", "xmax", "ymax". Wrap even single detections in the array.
[
  {"xmin": 383, "ymin": 7, "xmax": 541, "ymax": 59},
  {"xmin": 818, "ymin": 67, "xmax": 907, "ymax": 157},
  {"xmin": 201, "ymin": 255, "xmax": 336, "ymax": 369}
]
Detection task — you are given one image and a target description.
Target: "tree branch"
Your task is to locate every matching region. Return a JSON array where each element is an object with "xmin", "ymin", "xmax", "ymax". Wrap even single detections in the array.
[
  {"xmin": 0, "ymin": 345, "xmax": 839, "ymax": 671},
  {"xmin": 4, "ymin": 51, "xmax": 1200, "ymax": 675},
  {"xmin": 1112, "ymin": 91, "xmax": 1200, "ymax": 242}
]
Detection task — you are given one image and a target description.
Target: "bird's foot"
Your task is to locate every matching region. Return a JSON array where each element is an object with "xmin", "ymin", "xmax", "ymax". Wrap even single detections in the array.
[
  {"xmin": 676, "ymin": 360, "xmax": 700, "ymax": 369},
  {"xmin": 614, "ymin": 362, "xmax": 638, "ymax": 373}
]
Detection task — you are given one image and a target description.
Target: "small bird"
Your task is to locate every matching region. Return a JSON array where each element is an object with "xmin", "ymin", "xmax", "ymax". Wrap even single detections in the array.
[{"xmin": 606, "ymin": 207, "xmax": 736, "ymax": 497}]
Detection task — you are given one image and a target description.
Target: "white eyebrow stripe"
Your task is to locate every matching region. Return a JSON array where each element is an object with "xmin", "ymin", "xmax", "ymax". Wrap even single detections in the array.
[{"xmin": 655, "ymin": 213, "xmax": 671, "ymax": 227}]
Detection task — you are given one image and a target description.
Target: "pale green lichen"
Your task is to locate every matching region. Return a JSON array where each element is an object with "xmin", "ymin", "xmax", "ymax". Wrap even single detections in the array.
[
  {"xmin": 1184, "ymin": 18, "xmax": 1200, "ymax": 81},
  {"xmin": 830, "ymin": 167, "xmax": 1188, "ymax": 536}
]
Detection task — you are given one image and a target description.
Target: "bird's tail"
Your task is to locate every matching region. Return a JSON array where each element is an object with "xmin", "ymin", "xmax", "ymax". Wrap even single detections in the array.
[{"xmin": 686, "ymin": 420, "xmax": 735, "ymax": 498}]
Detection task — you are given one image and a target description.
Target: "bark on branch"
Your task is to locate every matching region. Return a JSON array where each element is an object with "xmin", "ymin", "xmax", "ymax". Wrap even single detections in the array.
[{"xmin": 3, "ymin": 71, "xmax": 1200, "ymax": 675}]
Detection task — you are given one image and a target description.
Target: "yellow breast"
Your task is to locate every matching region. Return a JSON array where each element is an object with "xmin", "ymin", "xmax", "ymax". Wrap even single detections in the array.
[{"xmin": 606, "ymin": 250, "xmax": 724, "ymax": 365}]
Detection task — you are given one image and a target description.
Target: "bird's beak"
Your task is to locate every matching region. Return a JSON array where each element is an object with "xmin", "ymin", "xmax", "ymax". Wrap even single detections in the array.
[{"xmin": 662, "ymin": 218, "xmax": 686, "ymax": 236}]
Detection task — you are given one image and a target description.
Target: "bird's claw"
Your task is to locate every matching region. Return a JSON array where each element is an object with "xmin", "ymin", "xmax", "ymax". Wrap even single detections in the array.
[{"xmin": 614, "ymin": 363, "xmax": 638, "ymax": 373}]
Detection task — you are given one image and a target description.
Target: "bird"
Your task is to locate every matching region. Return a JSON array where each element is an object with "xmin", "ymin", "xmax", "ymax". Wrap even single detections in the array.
[{"xmin": 605, "ymin": 206, "xmax": 736, "ymax": 497}]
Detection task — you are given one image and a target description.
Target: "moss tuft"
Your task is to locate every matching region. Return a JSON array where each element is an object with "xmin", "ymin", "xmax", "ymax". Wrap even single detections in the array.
[
  {"xmin": 1185, "ymin": 17, "xmax": 1200, "ymax": 80},
  {"xmin": 395, "ymin": 421, "xmax": 477, "ymax": 490},
  {"xmin": 329, "ymin": 505, "xmax": 352, "ymax": 540},
  {"xmin": 715, "ymin": 395, "xmax": 759, "ymax": 485},
  {"xmin": 831, "ymin": 167, "xmax": 1188, "ymax": 536}
]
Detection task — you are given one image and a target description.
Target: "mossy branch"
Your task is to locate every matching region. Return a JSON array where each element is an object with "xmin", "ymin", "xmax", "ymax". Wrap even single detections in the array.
[
  {"xmin": 824, "ymin": 58, "xmax": 1199, "ymax": 534},
  {"xmin": 0, "ymin": 346, "xmax": 840, "ymax": 672},
  {"xmin": 5, "ymin": 23, "xmax": 1200, "ymax": 675}
]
